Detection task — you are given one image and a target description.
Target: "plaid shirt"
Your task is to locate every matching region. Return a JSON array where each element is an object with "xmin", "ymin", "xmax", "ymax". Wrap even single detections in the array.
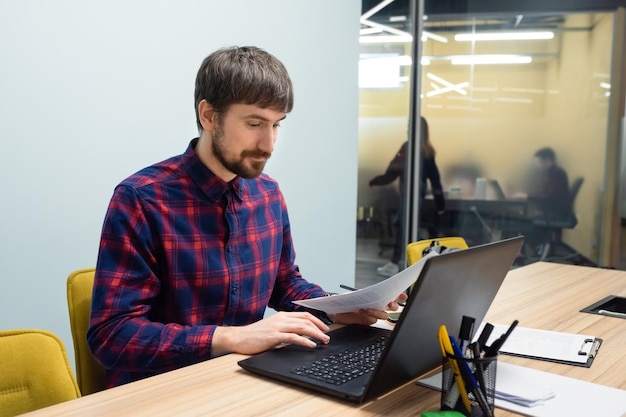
[{"xmin": 88, "ymin": 138, "xmax": 326, "ymax": 388}]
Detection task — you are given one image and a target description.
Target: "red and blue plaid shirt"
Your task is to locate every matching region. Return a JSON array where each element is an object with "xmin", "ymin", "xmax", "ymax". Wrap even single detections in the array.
[{"xmin": 88, "ymin": 138, "xmax": 327, "ymax": 388}]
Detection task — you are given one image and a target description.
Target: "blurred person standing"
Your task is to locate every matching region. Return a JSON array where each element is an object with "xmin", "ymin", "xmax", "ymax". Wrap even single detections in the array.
[{"xmin": 370, "ymin": 117, "xmax": 445, "ymax": 277}]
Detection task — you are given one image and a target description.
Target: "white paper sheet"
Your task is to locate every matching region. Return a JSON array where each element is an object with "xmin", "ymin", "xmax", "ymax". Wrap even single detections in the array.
[
  {"xmin": 293, "ymin": 251, "xmax": 438, "ymax": 314},
  {"xmin": 417, "ymin": 362, "xmax": 626, "ymax": 417}
]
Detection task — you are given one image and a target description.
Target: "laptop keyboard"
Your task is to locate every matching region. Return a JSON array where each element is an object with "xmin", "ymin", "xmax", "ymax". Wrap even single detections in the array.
[{"xmin": 290, "ymin": 336, "xmax": 388, "ymax": 386}]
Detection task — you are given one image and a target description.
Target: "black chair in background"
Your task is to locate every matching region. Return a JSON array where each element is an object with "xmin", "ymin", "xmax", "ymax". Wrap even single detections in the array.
[{"xmin": 531, "ymin": 177, "xmax": 596, "ymax": 266}]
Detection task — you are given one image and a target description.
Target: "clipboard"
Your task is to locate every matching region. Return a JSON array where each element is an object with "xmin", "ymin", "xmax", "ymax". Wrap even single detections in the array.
[{"xmin": 474, "ymin": 324, "xmax": 602, "ymax": 368}]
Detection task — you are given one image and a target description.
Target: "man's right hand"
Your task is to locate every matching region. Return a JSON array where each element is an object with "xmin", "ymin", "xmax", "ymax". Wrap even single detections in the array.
[{"xmin": 211, "ymin": 311, "xmax": 330, "ymax": 357}]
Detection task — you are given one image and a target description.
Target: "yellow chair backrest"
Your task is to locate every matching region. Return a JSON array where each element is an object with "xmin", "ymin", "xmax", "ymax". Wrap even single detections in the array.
[
  {"xmin": 0, "ymin": 329, "xmax": 80, "ymax": 417},
  {"xmin": 67, "ymin": 268, "xmax": 106, "ymax": 395},
  {"xmin": 406, "ymin": 237, "xmax": 468, "ymax": 266}
]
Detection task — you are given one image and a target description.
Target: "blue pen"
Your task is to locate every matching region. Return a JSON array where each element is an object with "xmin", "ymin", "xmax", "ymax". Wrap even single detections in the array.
[{"xmin": 449, "ymin": 335, "xmax": 479, "ymax": 387}]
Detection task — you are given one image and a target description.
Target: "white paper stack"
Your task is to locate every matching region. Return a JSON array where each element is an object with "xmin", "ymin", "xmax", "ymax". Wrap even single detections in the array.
[
  {"xmin": 493, "ymin": 363, "xmax": 555, "ymax": 407},
  {"xmin": 417, "ymin": 362, "xmax": 626, "ymax": 417}
]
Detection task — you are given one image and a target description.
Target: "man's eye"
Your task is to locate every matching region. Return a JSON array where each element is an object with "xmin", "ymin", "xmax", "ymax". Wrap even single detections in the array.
[{"xmin": 248, "ymin": 123, "xmax": 261, "ymax": 128}]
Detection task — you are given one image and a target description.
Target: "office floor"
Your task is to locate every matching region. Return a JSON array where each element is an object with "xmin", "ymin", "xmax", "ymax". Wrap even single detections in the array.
[{"xmin": 355, "ymin": 238, "xmax": 392, "ymax": 289}]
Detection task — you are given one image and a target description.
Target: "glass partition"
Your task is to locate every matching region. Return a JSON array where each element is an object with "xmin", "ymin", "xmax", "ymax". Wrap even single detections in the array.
[
  {"xmin": 356, "ymin": 4, "xmax": 618, "ymax": 287},
  {"xmin": 357, "ymin": 0, "xmax": 417, "ymax": 286},
  {"xmin": 417, "ymin": 12, "xmax": 612, "ymax": 268}
]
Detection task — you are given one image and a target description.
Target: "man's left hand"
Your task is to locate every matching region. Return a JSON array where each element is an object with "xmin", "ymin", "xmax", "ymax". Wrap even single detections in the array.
[{"xmin": 330, "ymin": 293, "xmax": 408, "ymax": 326}]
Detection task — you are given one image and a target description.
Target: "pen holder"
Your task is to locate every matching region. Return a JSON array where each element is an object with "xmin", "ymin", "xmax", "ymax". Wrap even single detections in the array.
[{"xmin": 441, "ymin": 354, "xmax": 497, "ymax": 417}]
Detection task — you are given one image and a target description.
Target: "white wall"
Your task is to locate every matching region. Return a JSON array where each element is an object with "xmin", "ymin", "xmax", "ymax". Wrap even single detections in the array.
[{"xmin": 0, "ymin": 0, "xmax": 360, "ymax": 370}]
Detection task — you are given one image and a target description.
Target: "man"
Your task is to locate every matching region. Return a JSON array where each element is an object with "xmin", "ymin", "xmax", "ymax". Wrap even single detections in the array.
[
  {"xmin": 87, "ymin": 46, "xmax": 405, "ymax": 388},
  {"xmin": 512, "ymin": 147, "xmax": 571, "ymax": 260},
  {"xmin": 514, "ymin": 147, "xmax": 570, "ymax": 220}
]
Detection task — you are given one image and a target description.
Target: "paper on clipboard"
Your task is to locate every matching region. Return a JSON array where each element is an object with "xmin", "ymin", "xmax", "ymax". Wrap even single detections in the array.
[
  {"xmin": 293, "ymin": 251, "xmax": 439, "ymax": 315},
  {"xmin": 476, "ymin": 323, "xmax": 602, "ymax": 367}
]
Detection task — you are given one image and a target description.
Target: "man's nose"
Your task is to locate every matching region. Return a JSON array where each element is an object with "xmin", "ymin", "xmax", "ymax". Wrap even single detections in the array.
[{"xmin": 258, "ymin": 127, "xmax": 277, "ymax": 154}]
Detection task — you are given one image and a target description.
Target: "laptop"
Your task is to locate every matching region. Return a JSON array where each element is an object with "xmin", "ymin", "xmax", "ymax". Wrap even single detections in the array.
[{"xmin": 238, "ymin": 236, "xmax": 524, "ymax": 403}]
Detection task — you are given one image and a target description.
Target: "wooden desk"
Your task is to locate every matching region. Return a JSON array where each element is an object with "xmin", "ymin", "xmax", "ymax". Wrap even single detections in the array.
[{"xmin": 21, "ymin": 263, "xmax": 626, "ymax": 416}]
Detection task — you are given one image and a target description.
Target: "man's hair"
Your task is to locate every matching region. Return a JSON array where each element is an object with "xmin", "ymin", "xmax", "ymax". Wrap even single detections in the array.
[
  {"xmin": 534, "ymin": 147, "xmax": 556, "ymax": 162},
  {"xmin": 194, "ymin": 46, "xmax": 294, "ymax": 131}
]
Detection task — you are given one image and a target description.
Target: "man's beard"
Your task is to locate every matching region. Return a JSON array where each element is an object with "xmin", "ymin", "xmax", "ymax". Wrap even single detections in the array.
[{"xmin": 211, "ymin": 126, "xmax": 271, "ymax": 179}]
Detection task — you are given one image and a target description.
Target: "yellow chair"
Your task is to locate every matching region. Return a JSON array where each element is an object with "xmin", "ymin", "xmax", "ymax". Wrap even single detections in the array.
[
  {"xmin": 0, "ymin": 329, "xmax": 80, "ymax": 416},
  {"xmin": 67, "ymin": 268, "xmax": 106, "ymax": 395},
  {"xmin": 406, "ymin": 237, "xmax": 468, "ymax": 266}
]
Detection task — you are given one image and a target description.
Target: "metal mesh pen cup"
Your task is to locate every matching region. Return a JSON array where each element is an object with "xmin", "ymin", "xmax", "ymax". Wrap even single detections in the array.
[{"xmin": 441, "ymin": 354, "xmax": 497, "ymax": 417}]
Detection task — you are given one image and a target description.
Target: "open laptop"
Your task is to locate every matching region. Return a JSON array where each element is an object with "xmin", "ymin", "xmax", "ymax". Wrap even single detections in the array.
[{"xmin": 238, "ymin": 236, "xmax": 524, "ymax": 403}]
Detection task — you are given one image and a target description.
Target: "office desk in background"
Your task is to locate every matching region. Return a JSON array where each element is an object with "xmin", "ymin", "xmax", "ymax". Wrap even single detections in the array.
[
  {"xmin": 422, "ymin": 197, "xmax": 528, "ymax": 245},
  {"xmin": 20, "ymin": 262, "xmax": 626, "ymax": 417}
]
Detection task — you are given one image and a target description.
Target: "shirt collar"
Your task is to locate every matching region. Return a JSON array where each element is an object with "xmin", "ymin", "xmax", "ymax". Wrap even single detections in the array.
[{"xmin": 182, "ymin": 138, "xmax": 245, "ymax": 202}]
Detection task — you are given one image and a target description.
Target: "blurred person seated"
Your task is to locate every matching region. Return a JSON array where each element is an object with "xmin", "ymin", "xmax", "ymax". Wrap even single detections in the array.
[{"xmin": 512, "ymin": 147, "xmax": 570, "ymax": 257}]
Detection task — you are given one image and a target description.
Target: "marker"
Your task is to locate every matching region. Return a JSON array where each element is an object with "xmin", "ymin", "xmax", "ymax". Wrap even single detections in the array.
[
  {"xmin": 458, "ymin": 316, "xmax": 475, "ymax": 354},
  {"xmin": 485, "ymin": 320, "xmax": 519, "ymax": 357}
]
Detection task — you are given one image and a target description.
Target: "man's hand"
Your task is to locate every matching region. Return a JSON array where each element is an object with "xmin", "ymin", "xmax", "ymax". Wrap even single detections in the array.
[
  {"xmin": 330, "ymin": 293, "xmax": 408, "ymax": 326},
  {"xmin": 212, "ymin": 312, "xmax": 330, "ymax": 357},
  {"xmin": 212, "ymin": 293, "xmax": 408, "ymax": 357}
]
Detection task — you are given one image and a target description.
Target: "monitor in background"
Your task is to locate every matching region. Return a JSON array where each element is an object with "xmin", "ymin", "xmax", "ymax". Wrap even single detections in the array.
[{"xmin": 490, "ymin": 180, "xmax": 507, "ymax": 200}]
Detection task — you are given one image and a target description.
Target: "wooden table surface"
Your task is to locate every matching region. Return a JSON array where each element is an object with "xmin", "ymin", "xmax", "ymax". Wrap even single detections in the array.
[{"xmin": 20, "ymin": 262, "xmax": 626, "ymax": 416}]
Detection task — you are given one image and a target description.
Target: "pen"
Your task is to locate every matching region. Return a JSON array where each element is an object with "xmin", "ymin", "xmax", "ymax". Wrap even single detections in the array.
[
  {"xmin": 438, "ymin": 325, "xmax": 472, "ymax": 414},
  {"xmin": 475, "ymin": 323, "xmax": 494, "ymax": 355},
  {"xmin": 450, "ymin": 335, "xmax": 493, "ymax": 417},
  {"xmin": 485, "ymin": 319, "xmax": 519, "ymax": 357},
  {"xmin": 340, "ymin": 284, "xmax": 357, "ymax": 291},
  {"xmin": 472, "ymin": 342, "xmax": 489, "ymax": 401}
]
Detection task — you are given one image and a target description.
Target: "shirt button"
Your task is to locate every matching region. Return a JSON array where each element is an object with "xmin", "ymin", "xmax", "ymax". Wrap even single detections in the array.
[{"xmin": 227, "ymin": 246, "xmax": 233, "ymax": 252}]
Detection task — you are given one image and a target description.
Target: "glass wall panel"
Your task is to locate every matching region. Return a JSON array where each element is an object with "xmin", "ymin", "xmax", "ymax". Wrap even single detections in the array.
[
  {"xmin": 356, "ymin": 0, "xmax": 417, "ymax": 287},
  {"xmin": 417, "ymin": 12, "xmax": 612, "ymax": 268},
  {"xmin": 356, "ymin": 4, "xmax": 618, "ymax": 287}
]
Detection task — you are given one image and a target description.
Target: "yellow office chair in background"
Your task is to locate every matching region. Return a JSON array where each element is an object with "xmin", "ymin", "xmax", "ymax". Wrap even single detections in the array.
[
  {"xmin": 406, "ymin": 237, "xmax": 468, "ymax": 266},
  {"xmin": 0, "ymin": 329, "xmax": 80, "ymax": 417},
  {"xmin": 67, "ymin": 267, "xmax": 106, "ymax": 395}
]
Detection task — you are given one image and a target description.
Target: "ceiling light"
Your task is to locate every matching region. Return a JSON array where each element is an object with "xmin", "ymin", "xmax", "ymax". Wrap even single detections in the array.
[
  {"xmin": 360, "ymin": 0, "xmax": 396, "ymax": 21},
  {"xmin": 426, "ymin": 81, "xmax": 470, "ymax": 97},
  {"xmin": 454, "ymin": 31, "xmax": 554, "ymax": 41},
  {"xmin": 389, "ymin": 16, "xmax": 407, "ymax": 22},
  {"xmin": 494, "ymin": 97, "xmax": 534, "ymax": 104},
  {"xmin": 426, "ymin": 72, "xmax": 469, "ymax": 97},
  {"xmin": 360, "ymin": 27, "xmax": 383, "ymax": 36},
  {"xmin": 359, "ymin": 35, "xmax": 413, "ymax": 44},
  {"xmin": 422, "ymin": 31, "xmax": 448, "ymax": 43},
  {"xmin": 450, "ymin": 55, "xmax": 532, "ymax": 65}
]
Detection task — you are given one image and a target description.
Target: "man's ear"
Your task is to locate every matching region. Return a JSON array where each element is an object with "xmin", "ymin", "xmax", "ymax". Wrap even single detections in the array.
[{"xmin": 198, "ymin": 100, "xmax": 217, "ymax": 131}]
